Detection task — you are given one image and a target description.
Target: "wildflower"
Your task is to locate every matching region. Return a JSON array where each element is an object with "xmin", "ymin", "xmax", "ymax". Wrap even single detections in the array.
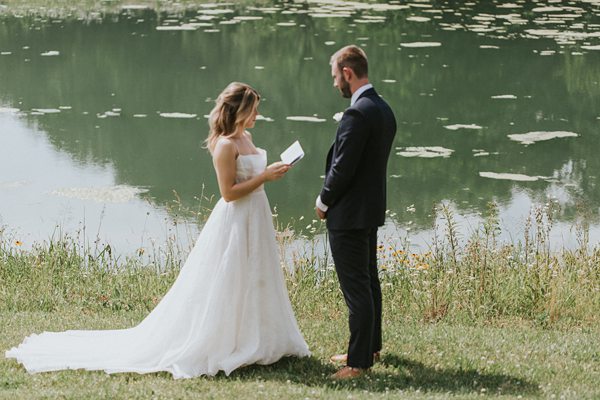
[{"xmin": 15, "ymin": 240, "xmax": 23, "ymax": 246}]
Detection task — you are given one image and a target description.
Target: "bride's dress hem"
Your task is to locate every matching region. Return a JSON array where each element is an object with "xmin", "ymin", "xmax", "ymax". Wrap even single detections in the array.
[{"xmin": 7, "ymin": 342, "xmax": 310, "ymax": 379}]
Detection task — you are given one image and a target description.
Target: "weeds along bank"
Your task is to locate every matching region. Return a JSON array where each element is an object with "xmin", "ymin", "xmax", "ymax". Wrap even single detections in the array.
[
  {"xmin": 0, "ymin": 0, "xmax": 245, "ymax": 17},
  {"xmin": 1, "ymin": 202, "xmax": 599, "ymax": 327}
]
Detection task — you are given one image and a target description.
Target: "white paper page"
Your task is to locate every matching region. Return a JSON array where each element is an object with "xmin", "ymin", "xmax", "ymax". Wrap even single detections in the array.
[{"xmin": 280, "ymin": 140, "xmax": 305, "ymax": 165}]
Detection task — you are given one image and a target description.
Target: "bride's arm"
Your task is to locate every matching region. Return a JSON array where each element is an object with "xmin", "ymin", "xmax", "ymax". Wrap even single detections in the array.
[{"xmin": 212, "ymin": 139, "xmax": 289, "ymax": 202}]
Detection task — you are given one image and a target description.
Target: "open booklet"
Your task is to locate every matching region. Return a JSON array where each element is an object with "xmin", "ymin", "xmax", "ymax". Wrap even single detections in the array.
[{"xmin": 280, "ymin": 140, "xmax": 305, "ymax": 166}]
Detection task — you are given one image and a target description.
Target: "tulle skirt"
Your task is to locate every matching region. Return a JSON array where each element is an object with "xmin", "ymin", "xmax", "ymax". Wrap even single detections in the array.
[{"xmin": 6, "ymin": 190, "xmax": 310, "ymax": 378}]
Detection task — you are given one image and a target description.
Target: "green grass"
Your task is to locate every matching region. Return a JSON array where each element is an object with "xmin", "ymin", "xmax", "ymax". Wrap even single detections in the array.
[
  {"xmin": 1, "ymin": 202, "xmax": 600, "ymax": 398},
  {"xmin": 2, "ymin": 310, "xmax": 599, "ymax": 399}
]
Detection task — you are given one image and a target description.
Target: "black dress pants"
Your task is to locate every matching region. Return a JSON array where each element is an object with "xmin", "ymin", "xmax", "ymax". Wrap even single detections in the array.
[{"xmin": 328, "ymin": 227, "xmax": 382, "ymax": 369}]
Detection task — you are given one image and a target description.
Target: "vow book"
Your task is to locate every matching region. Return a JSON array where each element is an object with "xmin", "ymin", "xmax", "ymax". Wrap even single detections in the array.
[{"xmin": 280, "ymin": 140, "xmax": 304, "ymax": 166}]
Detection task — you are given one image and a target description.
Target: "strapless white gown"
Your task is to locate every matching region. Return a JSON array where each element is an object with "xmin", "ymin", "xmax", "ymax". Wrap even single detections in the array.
[{"xmin": 6, "ymin": 148, "xmax": 310, "ymax": 378}]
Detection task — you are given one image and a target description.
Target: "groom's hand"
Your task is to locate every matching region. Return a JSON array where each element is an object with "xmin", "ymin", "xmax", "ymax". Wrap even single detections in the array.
[{"xmin": 316, "ymin": 207, "xmax": 326, "ymax": 220}]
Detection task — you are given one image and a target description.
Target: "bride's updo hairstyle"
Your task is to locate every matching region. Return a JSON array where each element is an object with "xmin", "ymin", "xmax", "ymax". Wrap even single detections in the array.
[{"xmin": 206, "ymin": 82, "xmax": 261, "ymax": 153}]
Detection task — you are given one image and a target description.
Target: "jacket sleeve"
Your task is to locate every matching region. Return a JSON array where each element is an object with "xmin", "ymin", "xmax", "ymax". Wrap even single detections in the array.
[{"xmin": 319, "ymin": 108, "xmax": 369, "ymax": 208}]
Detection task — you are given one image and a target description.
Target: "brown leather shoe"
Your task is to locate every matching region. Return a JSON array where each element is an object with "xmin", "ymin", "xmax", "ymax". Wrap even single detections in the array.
[
  {"xmin": 330, "ymin": 366, "xmax": 367, "ymax": 380},
  {"xmin": 330, "ymin": 351, "xmax": 381, "ymax": 364}
]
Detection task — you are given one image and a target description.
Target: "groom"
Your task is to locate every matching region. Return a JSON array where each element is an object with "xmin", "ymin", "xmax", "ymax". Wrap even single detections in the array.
[{"xmin": 316, "ymin": 45, "xmax": 397, "ymax": 380}]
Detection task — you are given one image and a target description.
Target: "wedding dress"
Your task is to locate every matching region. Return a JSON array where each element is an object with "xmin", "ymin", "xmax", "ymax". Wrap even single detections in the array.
[{"xmin": 6, "ymin": 148, "xmax": 310, "ymax": 378}]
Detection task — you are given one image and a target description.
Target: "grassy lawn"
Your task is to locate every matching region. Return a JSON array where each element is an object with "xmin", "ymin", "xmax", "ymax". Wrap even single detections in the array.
[{"xmin": 2, "ymin": 310, "xmax": 599, "ymax": 399}]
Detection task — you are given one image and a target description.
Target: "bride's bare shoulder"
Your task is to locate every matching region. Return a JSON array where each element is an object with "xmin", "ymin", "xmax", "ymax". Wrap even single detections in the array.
[{"xmin": 213, "ymin": 137, "xmax": 237, "ymax": 157}]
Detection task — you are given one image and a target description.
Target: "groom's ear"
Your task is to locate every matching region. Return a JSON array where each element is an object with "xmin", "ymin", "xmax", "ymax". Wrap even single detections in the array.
[{"xmin": 342, "ymin": 66, "xmax": 354, "ymax": 81}]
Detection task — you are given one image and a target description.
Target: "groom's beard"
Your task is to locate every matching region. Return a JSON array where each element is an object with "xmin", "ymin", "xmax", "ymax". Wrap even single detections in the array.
[{"xmin": 339, "ymin": 78, "xmax": 352, "ymax": 98}]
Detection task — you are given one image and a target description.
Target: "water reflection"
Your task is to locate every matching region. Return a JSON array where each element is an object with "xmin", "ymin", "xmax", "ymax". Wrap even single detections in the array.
[
  {"xmin": 0, "ymin": 110, "xmax": 195, "ymax": 257},
  {"xmin": 1, "ymin": 1, "xmax": 600, "ymax": 254}
]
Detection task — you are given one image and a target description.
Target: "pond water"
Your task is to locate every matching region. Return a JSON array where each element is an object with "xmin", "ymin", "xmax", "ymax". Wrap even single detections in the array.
[{"xmin": 1, "ymin": 1, "xmax": 600, "ymax": 256}]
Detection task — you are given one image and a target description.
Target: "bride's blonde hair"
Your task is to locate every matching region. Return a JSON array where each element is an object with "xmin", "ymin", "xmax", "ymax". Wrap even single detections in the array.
[{"xmin": 206, "ymin": 82, "xmax": 261, "ymax": 153}]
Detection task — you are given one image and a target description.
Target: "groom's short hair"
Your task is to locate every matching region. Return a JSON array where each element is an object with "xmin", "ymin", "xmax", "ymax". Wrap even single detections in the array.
[{"xmin": 330, "ymin": 45, "xmax": 368, "ymax": 78}]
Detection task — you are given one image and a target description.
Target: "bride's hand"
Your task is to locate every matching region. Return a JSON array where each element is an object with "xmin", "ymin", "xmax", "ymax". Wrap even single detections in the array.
[{"xmin": 263, "ymin": 162, "xmax": 290, "ymax": 181}]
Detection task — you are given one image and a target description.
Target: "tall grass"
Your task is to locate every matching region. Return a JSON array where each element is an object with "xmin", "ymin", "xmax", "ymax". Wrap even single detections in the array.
[
  {"xmin": 0, "ymin": 230, "xmax": 178, "ymax": 314},
  {"xmin": 1, "ymin": 202, "xmax": 598, "ymax": 327},
  {"xmin": 373, "ymin": 202, "xmax": 600, "ymax": 326}
]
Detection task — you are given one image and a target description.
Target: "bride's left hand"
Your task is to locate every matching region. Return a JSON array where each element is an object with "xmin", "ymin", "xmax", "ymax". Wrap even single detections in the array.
[{"xmin": 263, "ymin": 162, "xmax": 290, "ymax": 181}]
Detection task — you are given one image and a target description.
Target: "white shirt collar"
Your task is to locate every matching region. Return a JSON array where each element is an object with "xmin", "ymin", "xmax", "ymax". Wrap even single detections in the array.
[{"xmin": 350, "ymin": 83, "xmax": 373, "ymax": 106}]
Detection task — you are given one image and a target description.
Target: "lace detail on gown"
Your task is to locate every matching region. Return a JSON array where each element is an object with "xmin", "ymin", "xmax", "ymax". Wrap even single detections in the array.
[{"xmin": 5, "ymin": 148, "xmax": 310, "ymax": 378}]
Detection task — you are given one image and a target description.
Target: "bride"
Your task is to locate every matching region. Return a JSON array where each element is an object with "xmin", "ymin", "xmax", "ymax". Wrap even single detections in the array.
[{"xmin": 6, "ymin": 82, "xmax": 310, "ymax": 378}]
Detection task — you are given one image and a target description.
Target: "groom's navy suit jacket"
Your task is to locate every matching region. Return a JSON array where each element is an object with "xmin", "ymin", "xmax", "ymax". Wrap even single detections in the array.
[{"xmin": 320, "ymin": 88, "xmax": 397, "ymax": 230}]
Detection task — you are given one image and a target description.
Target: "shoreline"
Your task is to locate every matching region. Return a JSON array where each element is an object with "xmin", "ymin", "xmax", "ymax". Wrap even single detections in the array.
[
  {"xmin": 2, "ymin": 206, "xmax": 599, "ymax": 328},
  {"xmin": 0, "ymin": 1, "xmax": 248, "ymax": 16}
]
